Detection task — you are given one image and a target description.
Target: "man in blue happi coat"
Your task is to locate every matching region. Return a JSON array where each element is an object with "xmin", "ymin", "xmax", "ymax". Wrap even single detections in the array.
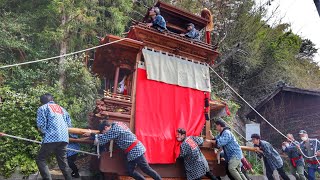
[
  {"xmin": 298, "ymin": 130, "xmax": 320, "ymax": 180},
  {"xmin": 282, "ymin": 133, "xmax": 306, "ymax": 180},
  {"xmin": 84, "ymin": 121, "xmax": 161, "ymax": 180},
  {"xmin": 36, "ymin": 93, "xmax": 72, "ymax": 180},
  {"xmin": 176, "ymin": 128, "xmax": 217, "ymax": 180},
  {"xmin": 251, "ymin": 134, "xmax": 290, "ymax": 180},
  {"xmin": 180, "ymin": 23, "xmax": 200, "ymax": 40},
  {"xmin": 208, "ymin": 120, "xmax": 247, "ymax": 180},
  {"xmin": 146, "ymin": 7, "xmax": 167, "ymax": 32}
]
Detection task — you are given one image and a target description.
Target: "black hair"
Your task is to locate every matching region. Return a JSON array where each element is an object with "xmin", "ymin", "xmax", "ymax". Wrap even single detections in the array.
[
  {"xmin": 177, "ymin": 128, "xmax": 186, "ymax": 135},
  {"xmin": 98, "ymin": 120, "xmax": 111, "ymax": 133},
  {"xmin": 251, "ymin": 133, "xmax": 261, "ymax": 139},
  {"xmin": 214, "ymin": 119, "xmax": 226, "ymax": 127},
  {"xmin": 40, "ymin": 93, "xmax": 54, "ymax": 104}
]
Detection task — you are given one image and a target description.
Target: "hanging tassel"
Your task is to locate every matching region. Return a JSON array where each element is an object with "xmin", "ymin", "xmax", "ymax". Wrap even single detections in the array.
[
  {"xmin": 204, "ymin": 92, "xmax": 209, "ymax": 107},
  {"xmin": 205, "ymin": 112, "xmax": 210, "ymax": 121},
  {"xmin": 205, "ymin": 97, "xmax": 209, "ymax": 108}
]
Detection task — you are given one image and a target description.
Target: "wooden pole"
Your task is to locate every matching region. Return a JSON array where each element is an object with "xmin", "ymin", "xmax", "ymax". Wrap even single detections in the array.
[
  {"xmin": 69, "ymin": 137, "xmax": 94, "ymax": 144},
  {"xmin": 68, "ymin": 128, "xmax": 100, "ymax": 135},
  {"xmin": 129, "ymin": 51, "xmax": 142, "ymax": 132},
  {"xmin": 240, "ymin": 146, "xmax": 258, "ymax": 152},
  {"xmin": 113, "ymin": 66, "xmax": 120, "ymax": 94}
]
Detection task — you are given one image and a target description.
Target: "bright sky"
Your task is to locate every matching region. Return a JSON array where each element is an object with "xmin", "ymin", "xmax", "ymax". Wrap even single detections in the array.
[{"xmin": 255, "ymin": 0, "xmax": 320, "ymax": 64}]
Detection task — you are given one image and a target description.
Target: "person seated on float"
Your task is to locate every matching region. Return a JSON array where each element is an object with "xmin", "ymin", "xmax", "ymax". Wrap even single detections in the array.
[
  {"xmin": 180, "ymin": 23, "xmax": 200, "ymax": 40},
  {"xmin": 146, "ymin": 7, "xmax": 167, "ymax": 32}
]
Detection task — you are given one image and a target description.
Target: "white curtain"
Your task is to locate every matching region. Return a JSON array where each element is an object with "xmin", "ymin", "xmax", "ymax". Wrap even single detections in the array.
[{"xmin": 142, "ymin": 48, "xmax": 211, "ymax": 92}]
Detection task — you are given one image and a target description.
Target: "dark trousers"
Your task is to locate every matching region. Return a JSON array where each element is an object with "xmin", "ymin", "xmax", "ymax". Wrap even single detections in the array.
[
  {"xmin": 127, "ymin": 154, "xmax": 161, "ymax": 180},
  {"xmin": 67, "ymin": 154, "xmax": 78, "ymax": 173},
  {"xmin": 36, "ymin": 142, "xmax": 72, "ymax": 180},
  {"xmin": 195, "ymin": 171, "xmax": 218, "ymax": 180},
  {"xmin": 265, "ymin": 161, "xmax": 290, "ymax": 180}
]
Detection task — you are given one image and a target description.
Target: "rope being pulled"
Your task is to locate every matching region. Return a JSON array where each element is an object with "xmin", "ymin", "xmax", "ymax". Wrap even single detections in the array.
[
  {"xmin": 0, "ymin": 132, "xmax": 99, "ymax": 157},
  {"xmin": 208, "ymin": 65, "xmax": 320, "ymax": 163},
  {"xmin": 0, "ymin": 38, "xmax": 129, "ymax": 69}
]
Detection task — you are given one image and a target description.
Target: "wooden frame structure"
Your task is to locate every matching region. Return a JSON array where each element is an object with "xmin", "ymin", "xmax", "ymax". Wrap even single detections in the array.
[{"xmin": 83, "ymin": 1, "xmax": 256, "ymax": 179}]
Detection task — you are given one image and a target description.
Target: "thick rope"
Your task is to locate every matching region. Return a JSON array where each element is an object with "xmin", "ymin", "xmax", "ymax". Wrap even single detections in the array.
[
  {"xmin": 0, "ymin": 38, "xmax": 129, "ymax": 69},
  {"xmin": 208, "ymin": 65, "xmax": 320, "ymax": 161},
  {"xmin": 1, "ymin": 133, "xmax": 99, "ymax": 156}
]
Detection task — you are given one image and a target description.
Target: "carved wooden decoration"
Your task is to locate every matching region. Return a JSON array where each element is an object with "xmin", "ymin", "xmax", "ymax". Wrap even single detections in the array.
[{"xmin": 127, "ymin": 23, "xmax": 219, "ymax": 63}]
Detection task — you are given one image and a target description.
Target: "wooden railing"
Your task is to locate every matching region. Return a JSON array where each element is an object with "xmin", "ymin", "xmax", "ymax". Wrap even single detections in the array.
[{"xmin": 132, "ymin": 22, "xmax": 217, "ymax": 50}]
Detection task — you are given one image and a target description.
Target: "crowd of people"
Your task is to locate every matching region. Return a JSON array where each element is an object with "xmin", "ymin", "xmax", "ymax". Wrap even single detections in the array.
[
  {"xmin": 29, "ymin": 94, "xmax": 320, "ymax": 180},
  {"xmin": 1, "ymin": 93, "xmax": 320, "ymax": 180}
]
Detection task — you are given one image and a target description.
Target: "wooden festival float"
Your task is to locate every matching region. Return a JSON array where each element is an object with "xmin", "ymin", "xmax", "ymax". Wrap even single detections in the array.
[{"xmin": 69, "ymin": 1, "xmax": 256, "ymax": 179}]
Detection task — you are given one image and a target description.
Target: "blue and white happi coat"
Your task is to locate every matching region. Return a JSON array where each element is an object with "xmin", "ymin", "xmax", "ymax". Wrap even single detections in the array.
[
  {"xmin": 215, "ymin": 128, "xmax": 243, "ymax": 162},
  {"xmin": 255, "ymin": 140, "xmax": 283, "ymax": 171},
  {"xmin": 179, "ymin": 136, "xmax": 209, "ymax": 180},
  {"xmin": 152, "ymin": 15, "xmax": 167, "ymax": 30},
  {"xmin": 37, "ymin": 101, "xmax": 71, "ymax": 143},
  {"xmin": 67, "ymin": 134, "xmax": 80, "ymax": 157},
  {"xmin": 97, "ymin": 122, "xmax": 145, "ymax": 162},
  {"xmin": 283, "ymin": 140, "xmax": 304, "ymax": 167}
]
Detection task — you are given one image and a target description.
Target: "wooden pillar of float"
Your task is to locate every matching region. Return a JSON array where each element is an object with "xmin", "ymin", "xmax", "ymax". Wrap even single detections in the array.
[
  {"xmin": 113, "ymin": 66, "xmax": 120, "ymax": 94},
  {"xmin": 129, "ymin": 51, "xmax": 142, "ymax": 132}
]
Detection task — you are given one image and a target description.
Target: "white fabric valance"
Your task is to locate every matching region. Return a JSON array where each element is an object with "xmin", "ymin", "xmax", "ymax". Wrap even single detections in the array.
[{"xmin": 142, "ymin": 48, "xmax": 211, "ymax": 92}]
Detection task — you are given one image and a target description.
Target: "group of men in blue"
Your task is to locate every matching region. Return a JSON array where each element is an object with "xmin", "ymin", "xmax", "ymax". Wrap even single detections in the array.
[
  {"xmin": 32, "ymin": 93, "xmax": 320, "ymax": 180},
  {"xmin": 146, "ymin": 6, "xmax": 200, "ymax": 40},
  {"xmin": 250, "ymin": 130, "xmax": 320, "ymax": 180}
]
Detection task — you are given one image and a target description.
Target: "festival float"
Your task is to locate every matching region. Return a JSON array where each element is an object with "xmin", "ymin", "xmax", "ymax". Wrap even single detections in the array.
[{"xmin": 69, "ymin": 1, "xmax": 256, "ymax": 179}]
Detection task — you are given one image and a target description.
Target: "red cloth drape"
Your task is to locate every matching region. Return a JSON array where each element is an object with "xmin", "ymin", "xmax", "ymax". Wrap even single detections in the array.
[
  {"xmin": 135, "ymin": 68, "xmax": 206, "ymax": 164},
  {"xmin": 206, "ymin": 31, "xmax": 211, "ymax": 44}
]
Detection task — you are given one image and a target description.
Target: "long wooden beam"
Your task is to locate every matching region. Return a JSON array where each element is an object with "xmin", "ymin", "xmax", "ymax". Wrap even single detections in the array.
[
  {"xmin": 69, "ymin": 137, "xmax": 94, "ymax": 144},
  {"xmin": 240, "ymin": 146, "xmax": 258, "ymax": 152},
  {"xmin": 69, "ymin": 128, "xmax": 100, "ymax": 135}
]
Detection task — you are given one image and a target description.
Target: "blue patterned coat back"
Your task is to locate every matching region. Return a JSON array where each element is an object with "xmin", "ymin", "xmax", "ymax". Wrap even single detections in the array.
[
  {"xmin": 97, "ymin": 122, "xmax": 145, "ymax": 161},
  {"xmin": 67, "ymin": 134, "xmax": 80, "ymax": 157},
  {"xmin": 179, "ymin": 136, "xmax": 209, "ymax": 180},
  {"xmin": 255, "ymin": 140, "xmax": 283, "ymax": 171},
  {"xmin": 152, "ymin": 15, "xmax": 167, "ymax": 30},
  {"xmin": 37, "ymin": 101, "xmax": 71, "ymax": 143},
  {"xmin": 216, "ymin": 128, "xmax": 243, "ymax": 162}
]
